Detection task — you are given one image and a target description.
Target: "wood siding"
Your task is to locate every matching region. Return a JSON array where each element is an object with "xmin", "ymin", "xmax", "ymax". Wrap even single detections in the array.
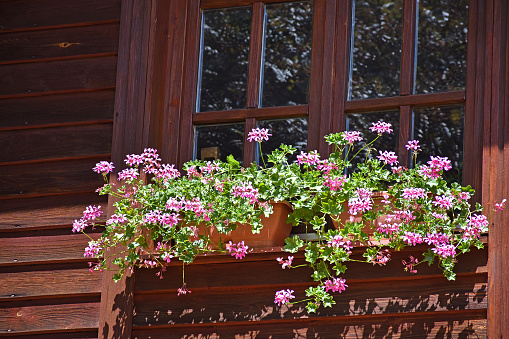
[{"xmin": 0, "ymin": 0, "xmax": 121, "ymax": 337}]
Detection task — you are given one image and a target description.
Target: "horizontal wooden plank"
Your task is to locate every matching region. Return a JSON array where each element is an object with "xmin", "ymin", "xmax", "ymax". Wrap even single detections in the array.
[
  {"xmin": 0, "ymin": 23, "xmax": 119, "ymax": 64},
  {"xmin": 0, "ymin": 268, "xmax": 102, "ymax": 300},
  {"xmin": 133, "ymin": 274, "xmax": 487, "ymax": 326},
  {"xmin": 136, "ymin": 247, "xmax": 487, "ymax": 292},
  {"xmin": 200, "ymin": 0, "xmax": 304, "ymax": 9},
  {"xmin": 0, "ymin": 233, "xmax": 101, "ymax": 265},
  {"xmin": 0, "ymin": 157, "xmax": 108, "ymax": 198},
  {"xmin": 0, "ymin": 302, "xmax": 100, "ymax": 335},
  {"xmin": 0, "ymin": 90, "xmax": 115, "ymax": 130},
  {"xmin": 344, "ymin": 91, "xmax": 465, "ymax": 113},
  {"xmin": 0, "ymin": 56, "xmax": 117, "ymax": 97},
  {"xmin": 0, "ymin": 123, "xmax": 113, "ymax": 163},
  {"xmin": 132, "ymin": 311, "xmax": 486, "ymax": 338},
  {"xmin": 0, "ymin": 193, "xmax": 107, "ymax": 231},
  {"xmin": 0, "ymin": 0, "xmax": 120, "ymax": 32},
  {"xmin": 193, "ymin": 105, "xmax": 308, "ymax": 124}
]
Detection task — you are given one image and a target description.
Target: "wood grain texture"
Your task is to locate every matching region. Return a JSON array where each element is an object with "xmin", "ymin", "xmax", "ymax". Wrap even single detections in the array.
[
  {"xmin": 0, "ymin": 157, "xmax": 107, "ymax": 198},
  {"xmin": 132, "ymin": 313, "xmax": 486, "ymax": 338},
  {"xmin": 0, "ymin": 56, "xmax": 117, "ymax": 97},
  {"xmin": 0, "ymin": 0, "xmax": 120, "ymax": 32},
  {"xmin": 0, "ymin": 193, "xmax": 107, "ymax": 231},
  {"xmin": 246, "ymin": 2, "xmax": 264, "ymax": 109},
  {"xmin": 0, "ymin": 302, "xmax": 100, "ymax": 335},
  {"xmin": 193, "ymin": 105, "xmax": 308, "ymax": 124},
  {"xmin": 0, "ymin": 23, "xmax": 120, "ymax": 64},
  {"xmin": 0, "ymin": 90, "xmax": 115, "ymax": 131},
  {"xmin": 0, "ymin": 268, "xmax": 102, "ymax": 300},
  {"xmin": 0, "ymin": 123, "xmax": 113, "ymax": 164}
]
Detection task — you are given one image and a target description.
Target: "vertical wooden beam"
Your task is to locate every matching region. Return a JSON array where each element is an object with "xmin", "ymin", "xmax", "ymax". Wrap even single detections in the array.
[
  {"xmin": 99, "ymin": 0, "xmax": 154, "ymax": 338},
  {"xmin": 487, "ymin": 0, "xmax": 509, "ymax": 336},
  {"xmin": 244, "ymin": 118, "xmax": 257, "ymax": 165},
  {"xmin": 398, "ymin": 105, "xmax": 412, "ymax": 167},
  {"xmin": 246, "ymin": 2, "xmax": 264, "ymax": 109},
  {"xmin": 400, "ymin": 0, "xmax": 417, "ymax": 96}
]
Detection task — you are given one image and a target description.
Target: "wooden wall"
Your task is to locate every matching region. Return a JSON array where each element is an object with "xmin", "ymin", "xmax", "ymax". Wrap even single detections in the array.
[
  {"xmin": 131, "ymin": 246, "xmax": 488, "ymax": 338},
  {"xmin": 0, "ymin": 0, "xmax": 121, "ymax": 337}
]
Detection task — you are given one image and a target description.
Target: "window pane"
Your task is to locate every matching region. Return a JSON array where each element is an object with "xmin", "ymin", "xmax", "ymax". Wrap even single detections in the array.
[
  {"xmin": 194, "ymin": 123, "xmax": 245, "ymax": 164},
  {"xmin": 349, "ymin": 0, "xmax": 403, "ymax": 100},
  {"xmin": 413, "ymin": 106, "xmax": 464, "ymax": 182},
  {"xmin": 415, "ymin": 0, "xmax": 468, "ymax": 94},
  {"xmin": 257, "ymin": 118, "xmax": 308, "ymax": 164},
  {"xmin": 346, "ymin": 111, "xmax": 399, "ymax": 170},
  {"xmin": 261, "ymin": 1, "xmax": 313, "ymax": 107},
  {"xmin": 198, "ymin": 8, "xmax": 251, "ymax": 112}
]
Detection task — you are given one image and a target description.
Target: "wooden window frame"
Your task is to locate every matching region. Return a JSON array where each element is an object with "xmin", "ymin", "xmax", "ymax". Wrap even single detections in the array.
[{"xmin": 100, "ymin": 0, "xmax": 509, "ymax": 337}]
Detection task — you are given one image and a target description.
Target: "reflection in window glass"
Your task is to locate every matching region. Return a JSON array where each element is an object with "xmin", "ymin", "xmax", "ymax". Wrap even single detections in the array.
[
  {"xmin": 198, "ymin": 8, "xmax": 251, "ymax": 112},
  {"xmin": 349, "ymin": 0, "xmax": 403, "ymax": 100},
  {"xmin": 415, "ymin": 0, "xmax": 468, "ymax": 94},
  {"xmin": 413, "ymin": 106, "xmax": 464, "ymax": 182},
  {"xmin": 346, "ymin": 111, "xmax": 399, "ymax": 171},
  {"xmin": 194, "ymin": 124, "xmax": 245, "ymax": 164},
  {"xmin": 257, "ymin": 118, "xmax": 308, "ymax": 164},
  {"xmin": 261, "ymin": 1, "xmax": 313, "ymax": 107}
]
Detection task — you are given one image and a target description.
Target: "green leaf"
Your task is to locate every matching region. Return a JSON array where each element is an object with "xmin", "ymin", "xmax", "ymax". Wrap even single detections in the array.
[{"xmin": 283, "ymin": 235, "xmax": 304, "ymax": 253}]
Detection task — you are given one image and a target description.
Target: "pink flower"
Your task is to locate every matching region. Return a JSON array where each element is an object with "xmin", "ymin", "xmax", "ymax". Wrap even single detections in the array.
[
  {"xmin": 247, "ymin": 128, "xmax": 271, "ymax": 142},
  {"xmin": 317, "ymin": 160, "xmax": 338, "ymax": 174},
  {"xmin": 227, "ymin": 241, "xmax": 249, "ymax": 259},
  {"xmin": 402, "ymin": 256, "xmax": 419, "ymax": 273},
  {"xmin": 457, "ymin": 192, "xmax": 471, "ymax": 201},
  {"xmin": 405, "ymin": 140, "xmax": 420, "ymax": 151},
  {"xmin": 343, "ymin": 131, "xmax": 363, "ymax": 144},
  {"xmin": 72, "ymin": 219, "xmax": 88, "ymax": 232},
  {"xmin": 348, "ymin": 197, "xmax": 373, "ymax": 216},
  {"xmin": 324, "ymin": 175, "xmax": 347, "ymax": 191},
  {"xmin": 155, "ymin": 164, "xmax": 180, "ymax": 181},
  {"xmin": 323, "ymin": 277, "xmax": 348, "ymax": 293},
  {"xmin": 432, "ymin": 244, "xmax": 456, "ymax": 258},
  {"xmin": 296, "ymin": 150, "xmax": 320, "ymax": 166},
  {"xmin": 106, "ymin": 214, "xmax": 128, "ymax": 226},
  {"xmin": 424, "ymin": 232, "xmax": 450, "ymax": 246},
  {"xmin": 118, "ymin": 168, "xmax": 139, "ymax": 181},
  {"xmin": 83, "ymin": 205, "xmax": 103, "ymax": 222},
  {"xmin": 186, "ymin": 165, "xmax": 201, "ymax": 178},
  {"xmin": 166, "ymin": 197, "xmax": 184, "ymax": 211},
  {"xmin": 177, "ymin": 283, "xmax": 191, "ymax": 296},
  {"xmin": 377, "ymin": 150, "xmax": 399, "ymax": 166},
  {"xmin": 462, "ymin": 214, "xmax": 489, "ymax": 239},
  {"xmin": 433, "ymin": 195, "xmax": 454, "ymax": 210},
  {"xmin": 369, "ymin": 121, "xmax": 393, "ymax": 134},
  {"xmin": 84, "ymin": 241, "xmax": 102, "ymax": 258},
  {"xmin": 124, "ymin": 154, "xmax": 144, "ymax": 167},
  {"xmin": 202, "ymin": 161, "xmax": 220, "ymax": 174},
  {"xmin": 402, "ymin": 232, "xmax": 423, "ymax": 246},
  {"xmin": 377, "ymin": 222, "xmax": 401, "ymax": 235},
  {"xmin": 276, "ymin": 256, "xmax": 294, "ymax": 269},
  {"xmin": 93, "ymin": 161, "xmax": 115, "ymax": 174},
  {"xmin": 402, "ymin": 188, "xmax": 427, "ymax": 201},
  {"xmin": 372, "ymin": 249, "xmax": 391, "ymax": 265},
  {"xmin": 428, "ymin": 156, "xmax": 452, "ymax": 172},
  {"xmin": 327, "ymin": 235, "xmax": 353, "ymax": 253},
  {"xmin": 274, "ymin": 289, "xmax": 295, "ymax": 306},
  {"xmin": 495, "ymin": 199, "xmax": 506, "ymax": 212},
  {"xmin": 160, "ymin": 213, "xmax": 181, "ymax": 227}
]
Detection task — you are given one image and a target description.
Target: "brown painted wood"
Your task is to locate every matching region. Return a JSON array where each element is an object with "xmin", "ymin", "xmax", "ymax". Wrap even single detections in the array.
[
  {"xmin": 201, "ymin": 0, "xmax": 307, "ymax": 10},
  {"xmin": 0, "ymin": 0, "xmax": 120, "ymax": 32},
  {"xmin": 193, "ymin": 105, "xmax": 308, "ymax": 124},
  {"xmin": 0, "ymin": 123, "xmax": 112, "ymax": 164},
  {"xmin": 133, "ymin": 274, "xmax": 486, "ymax": 326},
  {"xmin": 243, "ymin": 118, "xmax": 257, "ymax": 165},
  {"xmin": 0, "ymin": 233, "xmax": 101, "ymax": 265},
  {"xmin": 0, "ymin": 90, "xmax": 115, "ymax": 131},
  {"xmin": 0, "ymin": 157, "xmax": 107, "ymax": 198},
  {"xmin": 0, "ymin": 302, "xmax": 100, "ymax": 335},
  {"xmin": 0, "ymin": 193, "xmax": 107, "ymax": 231},
  {"xmin": 344, "ymin": 91, "xmax": 465, "ymax": 113},
  {"xmin": 246, "ymin": 2, "xmax": 264, "ymax": 109},
  {"xmin": 0, "ymin": 23, "xmax": 120, "ymax": 64},
  {"xmin": 0, "ymin": 268, "xmax": 102, "ymax": 301},
  {"xmin": 0, "ymin": 56, "xmax": 117, "ymax": 97},
  {"xmin": 400, "ymin": 0, "xmax": 417, "ymax": 95},
  {"xmin": 132, "ymin": 313, "xmax": 487, "ymax": 339},
  {"xmin": 398, "ymin": 105, "xmax": 412, "ymax": 166}
]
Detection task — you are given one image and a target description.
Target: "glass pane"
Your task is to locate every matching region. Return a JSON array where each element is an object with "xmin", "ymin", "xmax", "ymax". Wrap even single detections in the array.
[
  {"xmin": 257, "ymin": 118, "xmax": 308, "ymax": 164},
  {"xmin": 350, "ymin": 0, "xmax": 403, "ymax": 100},
  {"xmin": 413, "ymin": 106, "xmax": 464, "ymax": 182},
  {"xmin": 415, "ymin": 0, "xmax": 468, "ymax": 94},
  {"xmin": 198, "ymin": 8, "xmax": 251, "ymax": 112},
  {"xmin": 261, "ymin": 1, "xmax": 313, "ymax": 107},
  {"xmin": 194, "ymin": 123, "xmax": 245, "ymax": 164},
  {"xmin": 345, "ymin": 111, "xmax": 400, "ymax": 170}
]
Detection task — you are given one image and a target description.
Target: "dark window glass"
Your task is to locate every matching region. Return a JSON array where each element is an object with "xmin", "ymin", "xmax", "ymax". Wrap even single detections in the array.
[
  {"xmin": 349, "ymin": 0, "xmax": 403, "ymax": 100},
  {"xmin": 345, "ymin": 111, "xmax": 400, "ymax": 170},
  {"xmin": 194, "ymin": 123, "xmax": 245, "ymax": 164},
  {"xmin": 197, "ymin": 7, "xmax": 251, "ymax": 112},
  {"xmin": 261, "ymin": 1, "xmax": 313, "ymax": 107},
  {"xmin": 415, "ymin": 0, "xmax": 468, "ymax": 94},
  {"xmin": 413, "ymin": 105, "xmax": 464, "ymax": 182},
  {"xmin": 257, "ymin": 118, "xmax": 308, "ymax": 164}
]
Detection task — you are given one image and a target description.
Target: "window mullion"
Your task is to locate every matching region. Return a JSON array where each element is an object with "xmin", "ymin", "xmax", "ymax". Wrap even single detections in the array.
[
  {"xmin": 398, "ymin": 105, "xmax": 412, "ymax": 167},
  {"xmin": 246, "ymin": 2, "xmax": 265, "ymax": 108},
  {"xmin": 400, "ymin": 0, "xmax": 418, "ymax": 95}
]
